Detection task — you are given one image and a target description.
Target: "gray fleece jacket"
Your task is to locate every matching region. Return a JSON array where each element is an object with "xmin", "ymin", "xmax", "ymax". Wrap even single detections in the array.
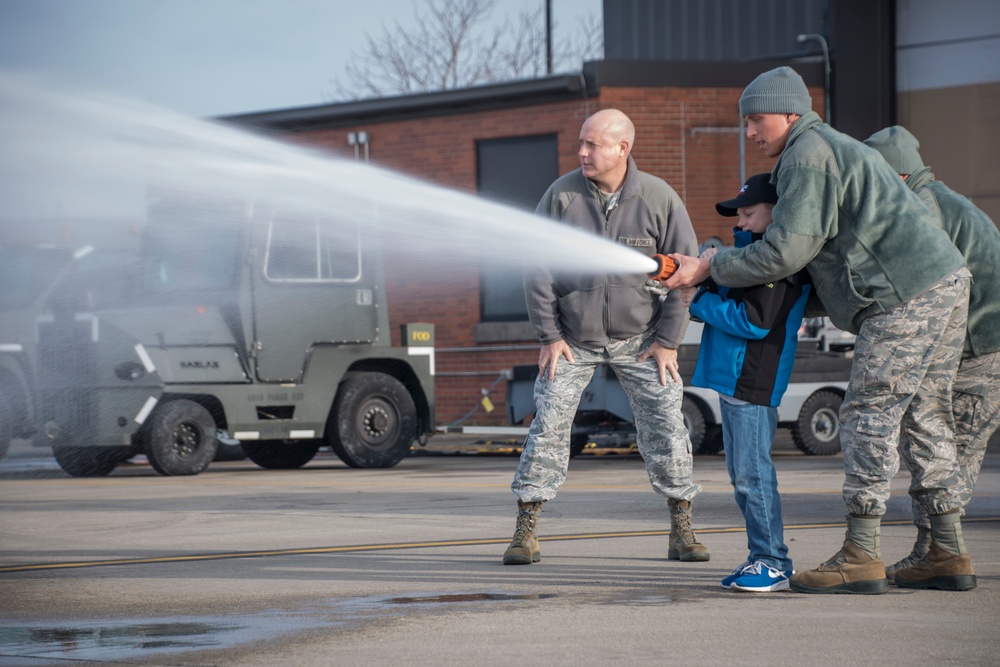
[
  {"xmin": 525, "ymin": 156, "xmax": 697, "ymax": 349},
  {"xmin": 711, "ymin": 112, "xmax": 965, "ymax": 334}
]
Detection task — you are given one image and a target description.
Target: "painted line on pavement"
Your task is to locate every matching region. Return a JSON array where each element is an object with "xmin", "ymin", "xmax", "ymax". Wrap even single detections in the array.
[{"xmin": 2, "ymin": 518, "xmax": 997, "ymax": 574}]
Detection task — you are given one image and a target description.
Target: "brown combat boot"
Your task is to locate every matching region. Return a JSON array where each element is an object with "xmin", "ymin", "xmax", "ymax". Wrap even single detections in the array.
[
  {"xmin": 894, "ymin": 541, "xmax": 977, "ymax": 591},
  {"xmin": 502, "ymin": 500, "xmax": 541, "ymax": 565},
  {"xmin": 885, "ymin": 526, "xmax": 931, "ymax": 585},
  {"xmin": 789, "ymin": 542, "xmax": 888, "ymax": 595},
  {"xmin": 668, "ymin": 499, "xmax": 710, "ymax": 562}
]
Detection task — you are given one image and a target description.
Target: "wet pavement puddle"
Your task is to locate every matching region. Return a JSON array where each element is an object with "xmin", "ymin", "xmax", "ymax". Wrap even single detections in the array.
[
  {"xmin": 0, "ymin": 616, "xmax": 299, "ymax": 662},
  {"xmin": 0, "ymin": 591, "xmax": 559, "ymax": 662}
]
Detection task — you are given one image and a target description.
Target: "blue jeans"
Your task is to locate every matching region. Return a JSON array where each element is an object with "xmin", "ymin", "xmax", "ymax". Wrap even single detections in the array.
[{"xmin": 720, "ymin": 399, "xmax": 791, "ymax": 571}]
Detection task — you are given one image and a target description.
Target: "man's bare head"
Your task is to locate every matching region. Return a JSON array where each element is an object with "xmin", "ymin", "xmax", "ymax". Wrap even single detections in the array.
[
  {"xmin": 583, "ymin": 109, "xmax": 635, "ymax": 153},
  {"xmin": 578, "ymin": 109, "xmax": 635, "ymax": 193}
]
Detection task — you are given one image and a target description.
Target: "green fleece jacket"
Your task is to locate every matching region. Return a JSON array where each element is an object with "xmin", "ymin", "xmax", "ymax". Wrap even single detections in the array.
[
  {"xmin": 711, "ymin": 112, "xmax": 965, "ymax": 334},
  {"xmin": 907, "ymin": 167, "xmax": 1000, "ymax": 358}
]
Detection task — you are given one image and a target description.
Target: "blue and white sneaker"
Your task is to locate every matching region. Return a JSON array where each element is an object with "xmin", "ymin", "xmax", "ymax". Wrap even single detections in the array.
[
  {"xmin": 729, "ymin": 561, "xmax": 792, "ymax": 592},
  {"xmin": 721, "ymin": 560, "xmax": 751, "ymax": 588}
]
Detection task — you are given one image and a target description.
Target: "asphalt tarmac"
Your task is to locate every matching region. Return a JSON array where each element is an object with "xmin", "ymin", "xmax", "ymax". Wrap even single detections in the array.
[{"xmin": 1, "ymin": 434, "xmax": 998, "ymax": 666}]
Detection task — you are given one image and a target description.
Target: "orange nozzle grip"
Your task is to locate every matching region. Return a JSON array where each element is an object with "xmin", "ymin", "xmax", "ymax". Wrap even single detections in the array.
[{"xmin": 648, "ymin": 254, "xmax": 678, "ymax": 281}]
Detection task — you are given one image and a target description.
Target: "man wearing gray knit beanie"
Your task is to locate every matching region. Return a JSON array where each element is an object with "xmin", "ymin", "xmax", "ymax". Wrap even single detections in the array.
[
  {"xmin": 737, "ymin": 65, "xmax": 813, "ymax": 118},
  {"xmin": 663, "ymin": 66, "xmax": 976, "ymax": 595}
]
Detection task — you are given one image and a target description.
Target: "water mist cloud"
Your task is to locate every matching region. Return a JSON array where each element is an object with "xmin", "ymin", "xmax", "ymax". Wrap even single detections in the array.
[{"xmin": 0, "ymin": 72, "xmax": 657, "ymax": 277}]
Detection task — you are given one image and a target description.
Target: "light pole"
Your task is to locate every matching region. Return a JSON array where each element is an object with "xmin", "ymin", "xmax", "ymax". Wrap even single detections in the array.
[{"xmin": 797, "ymin": 33, "xmax": 831, "ymax": 124}]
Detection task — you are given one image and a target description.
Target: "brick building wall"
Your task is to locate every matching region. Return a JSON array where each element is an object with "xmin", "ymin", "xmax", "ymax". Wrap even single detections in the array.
[{"xmin": 286, "ymin": 83, "xmax": 822, "ymax": 427}]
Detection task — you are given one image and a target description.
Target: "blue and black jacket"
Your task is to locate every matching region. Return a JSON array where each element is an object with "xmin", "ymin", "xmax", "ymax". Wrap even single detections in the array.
[{"xmin": 689, "ymin": 229, "xmax": 812, "ymax": 408}]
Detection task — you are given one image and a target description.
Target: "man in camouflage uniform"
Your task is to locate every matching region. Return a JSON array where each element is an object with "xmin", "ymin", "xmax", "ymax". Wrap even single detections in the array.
[
  {"xmin": 505, "ymin": 108, "xmax": 705, "ymax": 566},
  {"xmin": 865, "ymin": 125, "xmax": 1000, "ymax": 586},
  {"xmin": 665, "ymin": 67, "xmax": 975, "ymax": 593}
]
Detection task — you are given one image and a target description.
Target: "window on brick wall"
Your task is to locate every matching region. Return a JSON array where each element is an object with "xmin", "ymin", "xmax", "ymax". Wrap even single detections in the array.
[{"xmin": 476, "ymin": 133, "xmax": 558, "ymax": 322}]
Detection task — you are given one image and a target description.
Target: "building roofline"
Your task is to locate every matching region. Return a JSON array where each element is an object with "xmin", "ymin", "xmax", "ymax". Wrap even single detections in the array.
[
  {"xmin": 222, "ymin": 73, "xmax": 593, "ymax": 131},
  {"xmin": 588, "ymin": 58, "xmax": 824, "ymax": 89},
  {"xmin": 222, "ymin": 58, "xmax": 824, "ymax": 131}
]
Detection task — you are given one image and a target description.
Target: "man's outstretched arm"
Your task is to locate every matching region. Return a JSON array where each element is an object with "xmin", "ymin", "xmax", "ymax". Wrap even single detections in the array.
[{"xmin": 664, "ymin": 254, "xmax": 711, "ymax": 289}]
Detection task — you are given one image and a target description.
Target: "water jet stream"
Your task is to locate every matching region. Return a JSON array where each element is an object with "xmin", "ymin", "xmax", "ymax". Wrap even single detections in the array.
[{"xmin": 0, "ymin": 73, "xmax": 657, "ymax": 277}]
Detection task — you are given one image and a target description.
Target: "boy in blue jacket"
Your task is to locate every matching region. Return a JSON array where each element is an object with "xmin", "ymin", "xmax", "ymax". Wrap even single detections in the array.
[{"xmin": 689, "ymin": 173, "xmax": 811, "ymax": 592}]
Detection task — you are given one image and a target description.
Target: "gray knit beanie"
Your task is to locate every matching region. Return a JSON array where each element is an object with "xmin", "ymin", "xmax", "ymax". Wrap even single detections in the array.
[
  {"xmin": 739, "ymin": 66, "xmax": 813, "ymax": 116},
  {"xmin": 863, "ymin": 125, "xmax": 925, "ymax": 175}
]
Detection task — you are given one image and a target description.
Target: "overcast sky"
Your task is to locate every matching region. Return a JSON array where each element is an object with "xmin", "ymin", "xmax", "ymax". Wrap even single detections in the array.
[{"xmin": 0, "ymin": 0, "xmax": 602, "ymax": 118}]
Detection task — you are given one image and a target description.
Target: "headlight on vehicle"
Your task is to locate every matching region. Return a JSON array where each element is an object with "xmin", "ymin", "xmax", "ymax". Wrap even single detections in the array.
[{"xmin": 114, "ymin": 361, "xmax": 146, "ymax": 381}]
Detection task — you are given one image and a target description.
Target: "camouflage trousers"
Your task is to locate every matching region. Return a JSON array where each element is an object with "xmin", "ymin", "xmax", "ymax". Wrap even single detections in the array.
[
  {"xmin": 511, "ymin": 334, "xmax": 701, "ymax": 503},
  {"xmin": 901, "ymin": 348, "xmax": 1000, "ymax": 528},
  {"xmin": 841, "ymin": 268, "xmax": 971, "ymax": 516}
]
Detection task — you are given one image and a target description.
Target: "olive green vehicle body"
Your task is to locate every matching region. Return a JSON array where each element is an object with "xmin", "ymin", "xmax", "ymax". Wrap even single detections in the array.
[{"xmin": 1, "ymin": 202, "xmax": 435, "ymax": 476}]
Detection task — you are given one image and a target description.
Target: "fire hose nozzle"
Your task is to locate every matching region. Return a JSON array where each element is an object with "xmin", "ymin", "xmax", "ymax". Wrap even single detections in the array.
[{"xmin": 648, "ymin": 254, "xmax": 678, "ymax": 281}]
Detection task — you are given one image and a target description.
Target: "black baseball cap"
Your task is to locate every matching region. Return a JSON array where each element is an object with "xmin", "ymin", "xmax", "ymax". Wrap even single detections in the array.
[{"xmin": 715, "ymin": 173, "xmax": 778, "ymax": 217}]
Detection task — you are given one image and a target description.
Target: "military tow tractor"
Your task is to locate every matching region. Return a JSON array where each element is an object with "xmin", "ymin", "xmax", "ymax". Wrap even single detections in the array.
[{"xmin": 14, "ymin": 196, "xmax": 436, "ymax": 477}]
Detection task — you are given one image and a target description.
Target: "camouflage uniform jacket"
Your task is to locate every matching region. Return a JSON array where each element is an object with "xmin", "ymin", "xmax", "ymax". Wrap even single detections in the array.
[
  {"xmin": 525, "ymin": 156, "xmax": 698, "ymax": 349},
  {"xmin": 709, "ymin": 111, "xmax": 965, "ymax": 335},
  {"xmin": 907, "ymin": 167, "xmax": 1000, "ymax": 358}
]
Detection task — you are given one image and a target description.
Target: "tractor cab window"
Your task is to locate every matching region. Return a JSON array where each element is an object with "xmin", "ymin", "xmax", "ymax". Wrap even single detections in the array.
[
  {"xmin": 142, "ymin": 198, "xmax": 242, "ymax": 296},
  {"xmin": 264, "ymin": 213, "xmax": 360, "ymax": 282}
]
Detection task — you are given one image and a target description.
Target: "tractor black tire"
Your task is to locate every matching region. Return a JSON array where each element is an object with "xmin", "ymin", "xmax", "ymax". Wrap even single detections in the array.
[
  {"xmin": 682, "ymin": 394, "xmax": 719, "ymax": 455},
  {"xmin": 327, "ymin": 372, "xmax": 416, "ymax": 469},
  {"xmin": 143, "ymin": 399, "xmax": 218, "ymax": 475},
  {"xmin": 213, "ymin": 440, "xmax": 248, "ymax": 461},
  {"xmin": 242, "ymin": 439, "xmax": 321, "ymax": 469},
  {"xmin": 699, "ymin": 423, "xmax": 725, "ymax": 456},
  {"xmin": 792, "ymin": 390, "xmax": 843, "ymax": 456},
  {"xmin": 53, "ymin": 445, "xmax": 130, "ymax": 477}
]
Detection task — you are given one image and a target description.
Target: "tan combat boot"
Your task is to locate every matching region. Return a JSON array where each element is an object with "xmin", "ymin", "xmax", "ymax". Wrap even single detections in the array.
[
  {"xmin": 893, "ymin": 542, "xmax": 977, "ymax": 591},
  {"xmin": 668, "ymin": 499, "xmax": 710, "ymax": 562},
  {"xmin": 885, "ymin": 526, "xmax": 931, "ymax": 584},
  {"xmin": 502, "ymin": 500, "xmax": 541, "ymax": 565},
  {"xmin": 789, "ymin": 515, "xmax": 888, "ymax": 594},
  {"xmin": 894, "ymin": 511, "xmax": 977, "ymax": 591}
]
